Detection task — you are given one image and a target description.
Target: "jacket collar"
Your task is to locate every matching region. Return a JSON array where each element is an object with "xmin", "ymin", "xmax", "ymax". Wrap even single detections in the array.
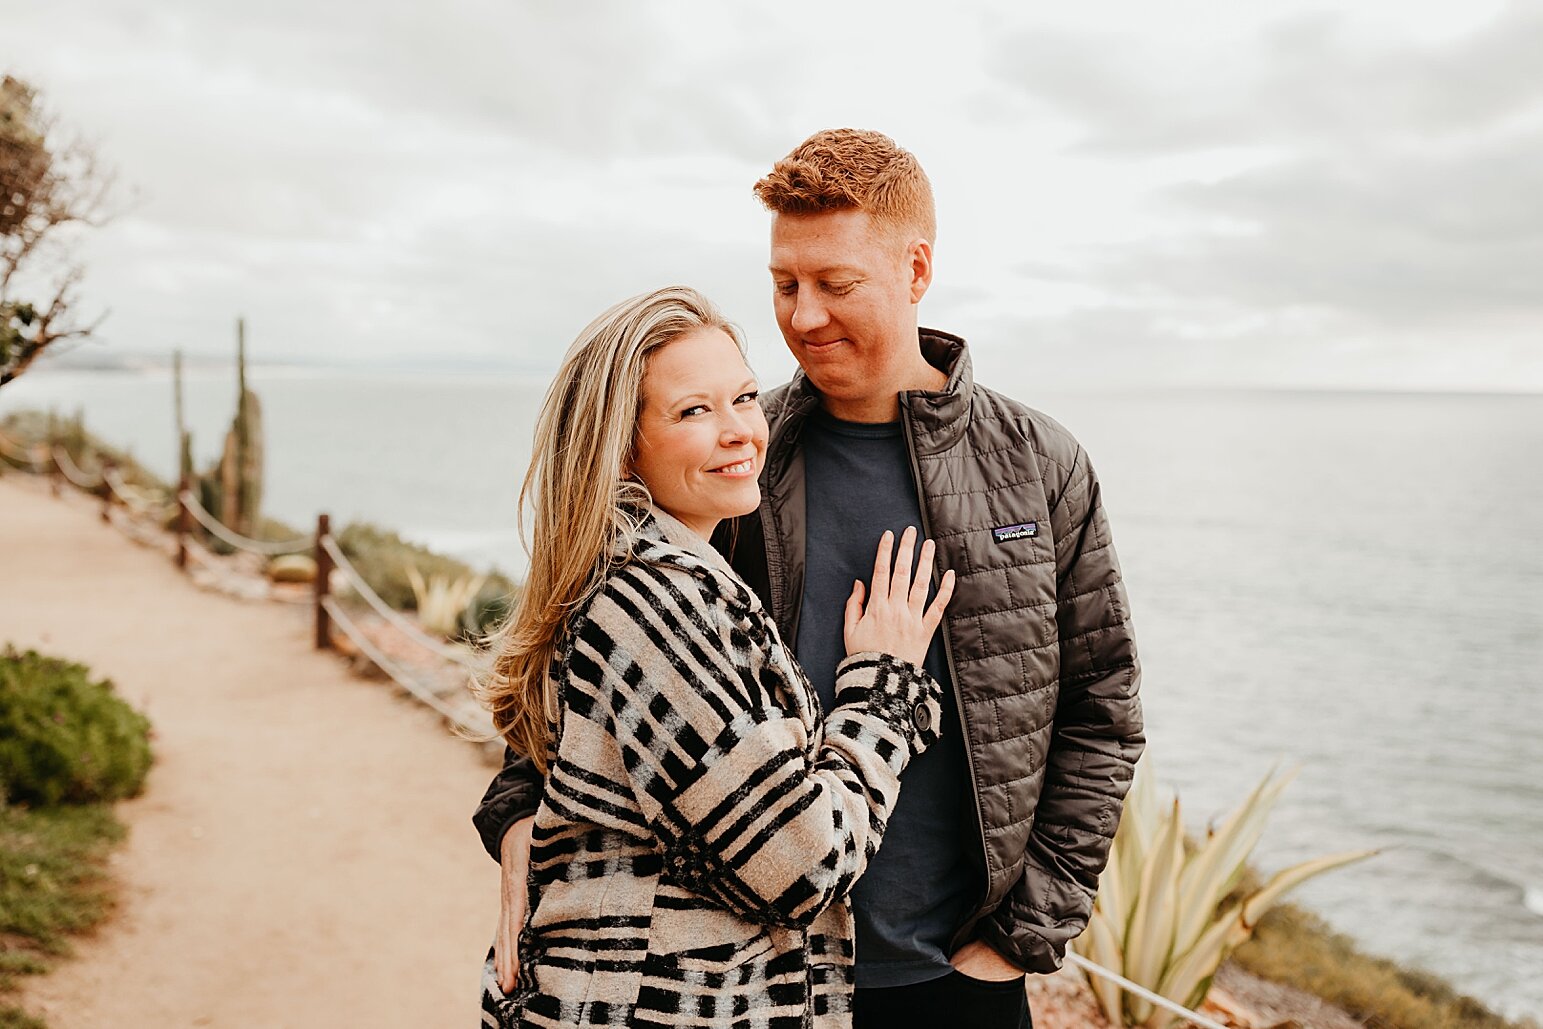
[
  {"xmin": 772, "ymin": 327, "xmax": 974, "ymax": 458},
  {"xmin": 620, "ymin": 504, "xmax": 746, "ymax": 582},
  {"xmin": 905, "ymin": 328, "xmax": 973, "ymax": 456}
]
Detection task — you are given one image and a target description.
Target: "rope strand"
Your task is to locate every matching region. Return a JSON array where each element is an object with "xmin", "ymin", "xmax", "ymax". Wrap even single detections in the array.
[
  {"xmin": 177, "ymin": 489, "xmax": 311, "ymax": 555},
  {"xmin": 319, "ymin": 534, "xmax": 487, "ymax": 669},
  {"xmin": 51, "ymin": 446, "xmax": 105, "ymax": 488},
  {"xmin": 104, "ymin": 467, "xmax": 178, "ymax": 518},
  {"xmin": 1064, "ymin": 952, "xmax": 1232, "ymax": 1029},
  {"xmin": 320, "ymin": 596, "xmax": 483, "ymax": 734}
]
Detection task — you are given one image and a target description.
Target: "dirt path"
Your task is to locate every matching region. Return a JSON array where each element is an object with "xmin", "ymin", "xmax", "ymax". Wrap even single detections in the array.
[{"xmin": 1, "ymin": 472, "xmax": 501, "ymax": 1028}]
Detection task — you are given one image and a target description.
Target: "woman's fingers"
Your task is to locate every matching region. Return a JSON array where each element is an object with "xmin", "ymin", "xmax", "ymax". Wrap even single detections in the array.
[
  {"xmin": 495, "ymin": 911, "xmax": 520, "ymax": 992},
  {"xmin": 496, "ymin": 818, "xmax": 533, "ymax": 994},
  {"xmin": 890, "ymin": 527, "xmax": 916, "ymax": 602},
  {"xmin": 843, "ymin": 578, "xmax": 865, "ymax": 642},
  {"xmin": 869, "ymin": 529, "xmax": 894, "ymax": 599},
  {"xmin": 910, "ymin": 539, "xmax": 936, "ymax": 609},
  {"xmin": 848, "ymin": 529, "xmax": 954, "ymax": 665},
  {"xmin": 924, "ymin": 569, "xmax": 956, "ymax": 630}
]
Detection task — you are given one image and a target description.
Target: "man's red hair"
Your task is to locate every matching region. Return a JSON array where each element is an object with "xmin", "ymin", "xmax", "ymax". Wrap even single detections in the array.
[{"xmin": 753, "ymin": 128, "xmax": 936, "ymax": 244}]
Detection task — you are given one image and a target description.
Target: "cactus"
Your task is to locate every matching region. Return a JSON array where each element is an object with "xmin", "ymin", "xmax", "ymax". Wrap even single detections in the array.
[
  {"xmin": 174, "ymin": 349, "xmax": 193, "ymax": 483},
  {"xmin": 231, "ymin": 317, "xmax": 264, "ymax": 533},
  {"xmin": 195, "ymin": 318, "xmax": 265, "ymax": 538}
]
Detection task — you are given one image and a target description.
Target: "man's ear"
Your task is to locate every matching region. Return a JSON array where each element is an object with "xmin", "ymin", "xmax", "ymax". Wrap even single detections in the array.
[{"xmin": 907, "ymin": 238, "xmax": 933, "ymax": 304}]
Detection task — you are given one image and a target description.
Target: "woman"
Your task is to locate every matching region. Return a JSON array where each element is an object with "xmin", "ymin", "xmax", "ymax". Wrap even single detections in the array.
[{"xmin": 477, "ymin": 286, "xmax": 955, "ymax": 1028}]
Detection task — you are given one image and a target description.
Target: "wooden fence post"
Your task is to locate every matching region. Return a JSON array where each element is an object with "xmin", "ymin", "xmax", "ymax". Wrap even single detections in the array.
[
  {"xmin": 315, "ymin": 513, "xmax": 332, "ymax": 650},
  {"xmin": 100, "ymin": 459, "xmax": 115, "ymax": 523},
  {"xmin": 176, "ymin": 473, "xmax": 191, "ymax": 569}
]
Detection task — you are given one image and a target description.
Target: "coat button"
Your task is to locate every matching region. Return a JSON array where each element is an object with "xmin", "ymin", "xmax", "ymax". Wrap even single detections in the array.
[{"xmin": 912, "ymin": 703, "xmax": 933, "ymax": 733}]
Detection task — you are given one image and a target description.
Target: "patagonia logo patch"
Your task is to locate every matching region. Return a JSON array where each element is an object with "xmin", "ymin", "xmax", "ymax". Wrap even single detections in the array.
[{"xmin": 992, "ymin": 522, "xmax": 1038, "ymax": 543}]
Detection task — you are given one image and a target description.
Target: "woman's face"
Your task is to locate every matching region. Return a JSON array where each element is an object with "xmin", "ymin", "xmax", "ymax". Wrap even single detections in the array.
[{"xmin": 631, "ymin": 327, "xmax": 767, "ymax": 540}]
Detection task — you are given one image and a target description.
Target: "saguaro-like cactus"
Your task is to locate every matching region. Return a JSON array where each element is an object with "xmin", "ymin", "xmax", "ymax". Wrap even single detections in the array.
[
  {"xmin": 198, "ymin": 318, "xmax": 265, "ymax": 537},
  {"xmin": 174, "ymin": 349, "xmax": 193, "ymax": 483}
]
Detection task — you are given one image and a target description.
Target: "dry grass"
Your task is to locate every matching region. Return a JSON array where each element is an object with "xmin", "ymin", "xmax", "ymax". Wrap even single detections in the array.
[
  {"xmin": 1232, "ymin": 900, "xmax": 1538, "ymax": 1029},
  {"xmin": 0, "ymin": 803, "xmax": 124, "ymax": 1027}
]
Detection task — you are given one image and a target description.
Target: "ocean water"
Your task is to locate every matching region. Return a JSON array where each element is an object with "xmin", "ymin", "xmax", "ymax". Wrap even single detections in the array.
[{"xmin": 4, "ymin": 367, "xmax": 1541, "ymax": 1019}]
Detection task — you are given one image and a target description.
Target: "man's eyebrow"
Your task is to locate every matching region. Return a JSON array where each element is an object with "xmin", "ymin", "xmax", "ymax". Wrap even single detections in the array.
[{"xmin": 768, "ymin": 264, "xmax": 864, "ymax": 277}]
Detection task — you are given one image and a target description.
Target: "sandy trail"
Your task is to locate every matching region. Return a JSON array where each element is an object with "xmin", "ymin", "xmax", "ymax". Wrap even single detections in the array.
[{"xmin": 1, "ymin": 471, "xmax": 501, "ymax": 1028}]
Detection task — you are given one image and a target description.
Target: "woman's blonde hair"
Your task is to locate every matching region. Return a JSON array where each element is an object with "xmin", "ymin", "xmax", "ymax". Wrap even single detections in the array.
[{"xmin": 474, "ymin": 286, "xmax": 745, "ymax": 774}]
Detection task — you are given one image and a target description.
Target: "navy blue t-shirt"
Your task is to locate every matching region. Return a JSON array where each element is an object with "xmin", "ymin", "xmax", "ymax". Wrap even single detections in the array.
[{"xmin": 794, "ymin": 408, "xmax": 979, "ymax": 989}]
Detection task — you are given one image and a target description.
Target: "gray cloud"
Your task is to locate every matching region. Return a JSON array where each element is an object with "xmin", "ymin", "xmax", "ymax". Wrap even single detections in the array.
[
  {"xmin": 90, "ymin": 0, "xmax": 796, "ymax": 164},
  {"xmin": 80, "ymin": 203, "xmax": 781, "ymax": 372},
  {"xmin": 1134, "ymin": 131, "xmax": 1543, "ymax": 322},
  {"xmin": 992, "ymin": 3, "xmax": 1543, "ymax": 154},
  {"xmin": 989, "ymin": 3, "xmax": 1543, "ymax": 339},
  {"xmin": 2, "ymin": 0, "xmax": 811, "ymax": 370},
  {"xmin": 6, "ymin": 1, "xmax": 1539, "ymax": 389}
]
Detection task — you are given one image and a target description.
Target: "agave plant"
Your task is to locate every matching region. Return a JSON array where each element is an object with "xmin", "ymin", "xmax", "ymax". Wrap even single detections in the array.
[
  {"xmin": 1071, "ymin": 760, "xmax": 1376, "ymax": 1028},
  {"xmin": 404, "ymin": 561, "xmax": 488, "ymax": 638}
]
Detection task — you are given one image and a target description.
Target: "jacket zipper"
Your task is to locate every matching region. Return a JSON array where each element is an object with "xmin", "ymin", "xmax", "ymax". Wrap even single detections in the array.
[
  {"xmin": 898, "ymin": 392, "xmax": 991, "ymax": 949},
  {"xmin": 760, "ymin": 415, "xmax": 799, "ymax": 639},
  {"xmin": 759, "ymin": 488, "xmax": 787, "ymax": 635}
]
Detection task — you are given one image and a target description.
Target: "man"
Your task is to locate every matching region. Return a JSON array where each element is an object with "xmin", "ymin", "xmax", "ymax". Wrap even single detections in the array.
[{"xmin": 474, "ymin": 129, "xmax": 1144, "ymax": 1029}]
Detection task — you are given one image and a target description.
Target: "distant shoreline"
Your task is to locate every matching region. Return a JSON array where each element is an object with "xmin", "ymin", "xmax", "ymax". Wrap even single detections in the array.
[{"xmin": 16, "ymin": 359, "xmax": 1543, "ymax": 397}]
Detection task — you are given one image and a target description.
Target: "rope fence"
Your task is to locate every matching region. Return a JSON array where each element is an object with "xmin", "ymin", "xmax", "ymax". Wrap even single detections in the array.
[
  {"xmin": 5, "ymin": 428, "xmax": 490, "ymax": 734},
  {"xmin": 104, "ymin": 467, "xmax": 178, "ymax": 519},
  {"xmin": 319, "ymin": 534, "xmax": 487, "ymax": 669},
  {"xmin": 52, "ymin": 445, "xmax": 104, "ymax": 489},
  {"xmin": 321, "ymin": 595, "xmax": 483, "ymax": 734},
  {"xmin": 177, "ymin": 489, "xmax": 311, "ymax": 556}
]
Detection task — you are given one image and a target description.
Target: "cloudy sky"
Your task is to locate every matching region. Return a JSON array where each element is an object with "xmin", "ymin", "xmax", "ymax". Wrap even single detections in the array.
[{"xmin": 4, "ymin": 0, "xmax": 1540, "ymax": 389}]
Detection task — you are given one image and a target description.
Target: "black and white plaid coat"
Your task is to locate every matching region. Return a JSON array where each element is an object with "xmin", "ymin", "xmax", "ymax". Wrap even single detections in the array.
[{"xmin": 481, "ymin": 507, "xmax": 944, "ymax": 1028}]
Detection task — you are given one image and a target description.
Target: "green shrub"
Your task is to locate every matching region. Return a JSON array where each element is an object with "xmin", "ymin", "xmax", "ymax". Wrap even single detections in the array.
[
  {"xmin": 336, "ymin": 521, "xmax": 518, "ymax": 631},
  {"xmin": 463, "ymin": 584, "xmax": 517, "ymax": 641},
  {"xmin": 0, "ymin": 1006, "xmax": 48, "ymax": 1029},
  {"xmin": 0, "ymin": 647, "xmax": 152, "ymax": 807},
  {"xmin": 255, "ymin": 513, "xmax": 308, "ymax": 545}
]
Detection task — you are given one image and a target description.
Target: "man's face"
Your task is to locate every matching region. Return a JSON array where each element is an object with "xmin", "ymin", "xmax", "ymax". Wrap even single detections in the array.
[{"xmin": 768, "ymin": 209, "xmax": 930, "ymax": 411}]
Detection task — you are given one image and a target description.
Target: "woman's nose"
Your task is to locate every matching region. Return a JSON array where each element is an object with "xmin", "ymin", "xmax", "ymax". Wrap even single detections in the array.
[
  {"xmin": 721, "ymin": 407, "xmax": 756, "ymax": 444},
  {"xmin": 721, "ymin": 418, "xmax": 750, "ymax": 445}
]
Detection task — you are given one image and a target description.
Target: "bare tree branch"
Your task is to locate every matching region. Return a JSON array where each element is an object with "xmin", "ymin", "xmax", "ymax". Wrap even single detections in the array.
[{"xmin": 0, "ymin": 73, "xmax": 118, "ymax": 387}]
